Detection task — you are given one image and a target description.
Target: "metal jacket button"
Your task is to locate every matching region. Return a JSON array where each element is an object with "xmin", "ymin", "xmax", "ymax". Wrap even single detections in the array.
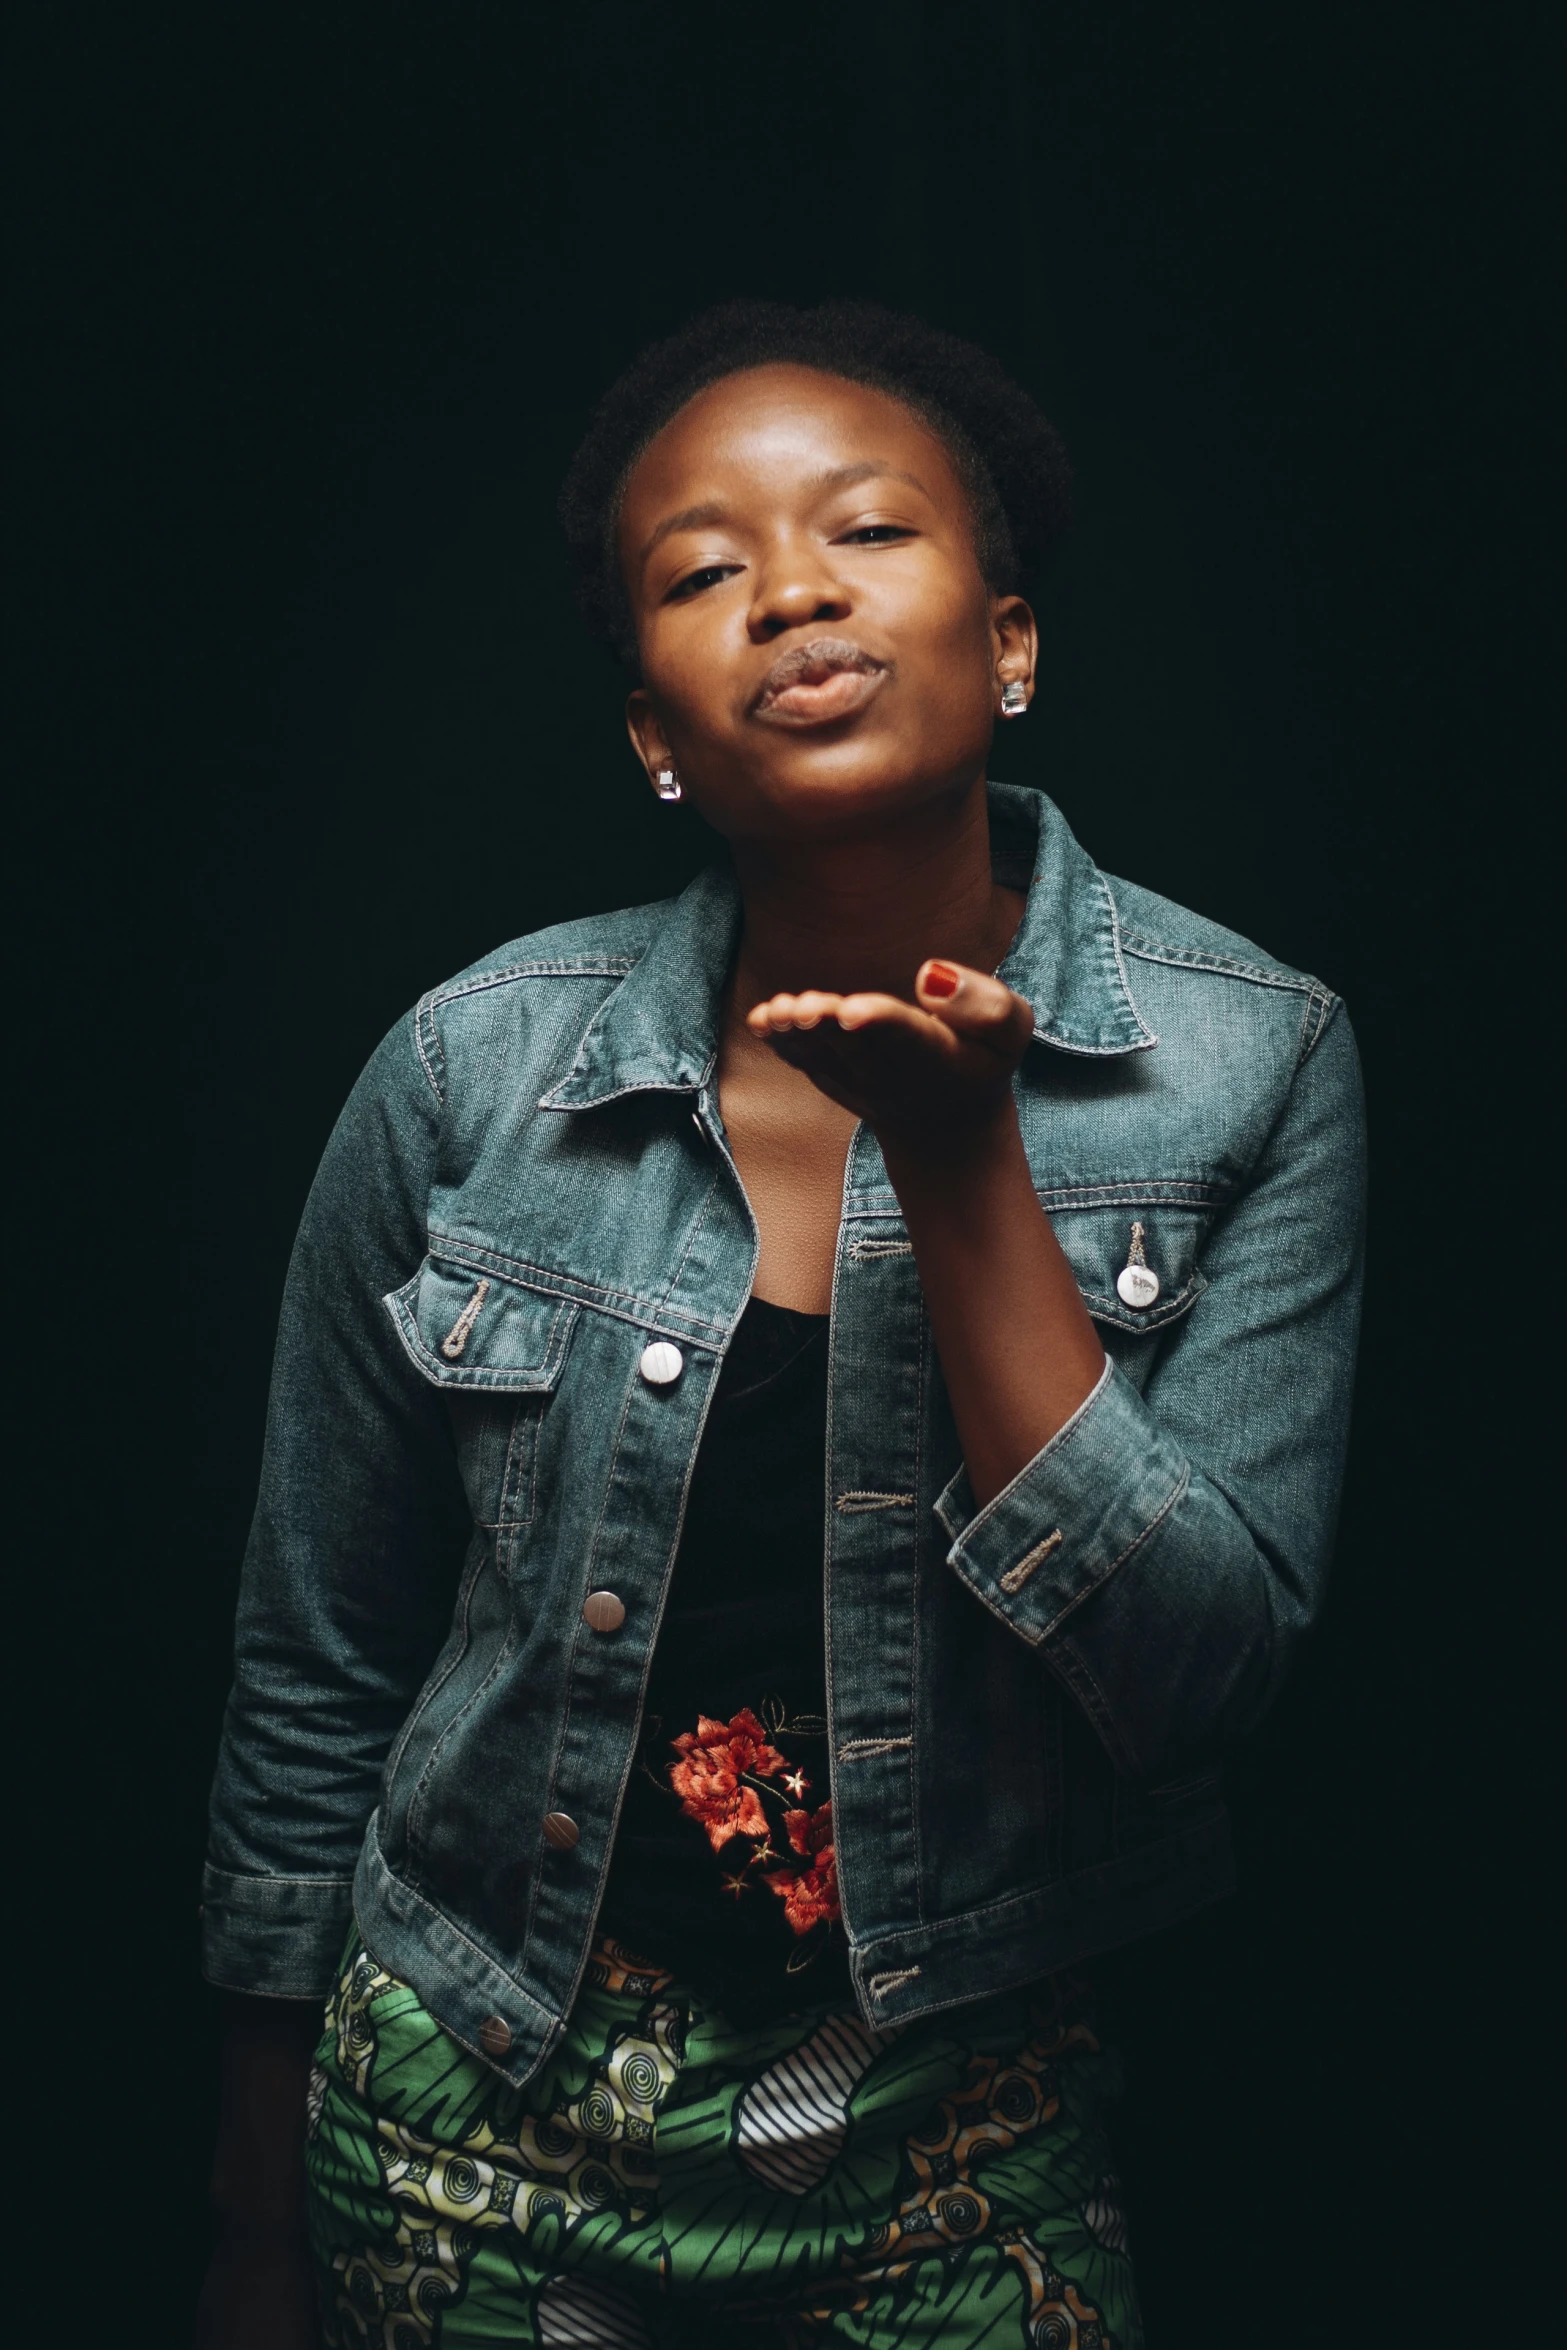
[
  {"xmin": 638, "ymin": 1340, "xmax": 684, "ymax": 1385},
  {"xmin": 542, "ymin": 1810, "xmax": 580, "ymax": 1850},
  {"xmin": 582, "ymin": 1590, "xmax": 625, "ymax": 1633},
  {"xmin": 477, "ymin": 2015, "xmax": 512, "ymax": 2057}
]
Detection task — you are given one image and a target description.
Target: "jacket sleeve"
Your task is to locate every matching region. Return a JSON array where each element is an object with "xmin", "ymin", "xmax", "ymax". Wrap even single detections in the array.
[
  {"xmin": 935, "ymin": 998, "xmax": 1366, "ymax": 1777},
  {"xmin": 202, "ymin": 1010, "xmax": 469, "ymax": 1997}
]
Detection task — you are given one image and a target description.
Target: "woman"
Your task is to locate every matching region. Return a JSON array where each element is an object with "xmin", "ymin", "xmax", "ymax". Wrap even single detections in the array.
[{"xmin": 198, "ymin": 300, "xmax": 1364, "ymax": 2348}]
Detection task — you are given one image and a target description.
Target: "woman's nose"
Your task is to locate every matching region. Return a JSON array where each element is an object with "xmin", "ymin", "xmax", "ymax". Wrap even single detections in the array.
[{"xmin": 746, "ymin": 543, "xmax": 850, "ymax": 641}]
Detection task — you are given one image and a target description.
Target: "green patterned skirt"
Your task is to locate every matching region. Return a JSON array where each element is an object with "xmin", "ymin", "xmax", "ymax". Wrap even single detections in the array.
[{"xmin": 305, "ymin": 1935, "xmax": 1142, "ymax": 2348}]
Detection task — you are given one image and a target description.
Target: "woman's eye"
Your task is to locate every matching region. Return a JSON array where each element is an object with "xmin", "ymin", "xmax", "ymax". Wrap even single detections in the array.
[{"xmin": 666, "ymin": 563, "xmax": 740, "ymax": 602}]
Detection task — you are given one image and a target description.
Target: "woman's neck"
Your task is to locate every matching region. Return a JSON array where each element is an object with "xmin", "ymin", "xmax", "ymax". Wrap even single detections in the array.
[{"xmin": 726, "ymin": 776, "xmax": 1020, "ymax": 1008}]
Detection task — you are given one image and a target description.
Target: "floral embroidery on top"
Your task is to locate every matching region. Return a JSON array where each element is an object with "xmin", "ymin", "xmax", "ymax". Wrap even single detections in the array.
[
  {"xmin": 766, "ymin": 1803, "xmax": 839, "ymax": 1935},
  {"xmin": 663, "ymin": 1705, "xmax": 842, "ymax": 1947},
  {"xmin": 669, "ymin": 1709, "xmax": 787, "ymax": 1851}
]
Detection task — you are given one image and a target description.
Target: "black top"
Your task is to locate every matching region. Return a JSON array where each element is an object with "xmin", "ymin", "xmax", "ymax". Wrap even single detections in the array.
[{"xmin": 598, "ymin": 1297, "xmax": 853, "ymax": 2022}]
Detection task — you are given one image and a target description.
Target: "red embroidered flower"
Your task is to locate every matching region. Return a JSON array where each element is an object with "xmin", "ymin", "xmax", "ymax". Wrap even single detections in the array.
[
  {"xmin": 668, "ymin": 1709, "xmax": 788, "ymax": 1852},
  {"xmin": 764, "ymin": 1802, "xmax": 842, "ymax": 1935}
]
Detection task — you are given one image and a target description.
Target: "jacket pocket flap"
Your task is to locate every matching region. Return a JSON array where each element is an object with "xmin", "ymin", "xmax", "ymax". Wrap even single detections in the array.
[
  {"xmin": 1045, "ymin": 1202, "xmax": 1209, "ymax": 1334},
  {"xmin": 385, "ymin": 1257, "xmax": 578, "ymax": 1390}
]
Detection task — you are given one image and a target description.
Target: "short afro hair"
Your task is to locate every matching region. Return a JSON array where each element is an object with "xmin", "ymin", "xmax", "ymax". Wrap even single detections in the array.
[{"xmin": 558, "ymin": 298, "xmax": 1072, "ymax": 667}]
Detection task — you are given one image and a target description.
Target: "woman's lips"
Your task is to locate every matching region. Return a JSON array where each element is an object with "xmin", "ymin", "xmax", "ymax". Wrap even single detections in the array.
[
  {"xmin": 751, "ymin": 637, "xmax": 888, "ymax": 728},
  {"xmin": 756, "ymin": 667, "xmax": 887, "ymax": 726}
]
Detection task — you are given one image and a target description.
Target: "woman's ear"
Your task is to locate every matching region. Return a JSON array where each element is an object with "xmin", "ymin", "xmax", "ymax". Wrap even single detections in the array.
[
  {"xmin": 992, "ymin": 594, "xmax": 1039, "ymax": 713},
  {"xmin": 625, "ymin": 688, "xmax": 674, "ymax": 789},
  {"xmin": 625, "ymin": 690, "xmax": 686, "ymax": 801}
]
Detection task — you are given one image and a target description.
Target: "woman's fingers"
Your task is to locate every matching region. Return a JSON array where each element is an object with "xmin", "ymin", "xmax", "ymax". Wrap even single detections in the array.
[
  {"xmin": 914, "ymin": 961, "xmax": 1034, "ymax": 1054},
  {"xmin": 744, "ymin": 969, "xmax": 1032, "ymax": 1131},
  {"xmin": 746, "ymin": 989, "xmax": 841, "ymax": 1033},
  {"xmin": 830, "ymin": 991, "xmax": 929, "ymax": 1034},
  {"xmin": 746, "ymin": 976, "xmax": 1026, "ymax": 1080},
  {"xmin": 746, "ymin": 989, "xmax": 928, "ymax": 1037}
]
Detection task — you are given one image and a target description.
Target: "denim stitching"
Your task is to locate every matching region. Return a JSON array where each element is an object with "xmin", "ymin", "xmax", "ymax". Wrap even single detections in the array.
[
  {"xmin": 838, "ymin": 1737, "xmax": 914, "ymax": 1759},
  {"xmin": 952, "ymin": 1357, "xmax": 1112, "ymax": 1551},
  {"xmin": 835, "ymin": 1490, "xmax": 916, "ymax": 1512},
  {"xmin": 1118, "ymin": 928, "xmax": 1328, "ymax": 997},
  {"xmin": 551, "ymin": 1331, "xmax": 726, "ymax": 2009},
  {"xmin": 440, "ymin": 1279, "xmax": 490, "ymax": 1360},
  {"xmin": 379, "ymin": 1548, "xmax": 477, "ymax": 1796},
  {"xmin": 655, "ymin": 1163, "xmax": 724, "ymax": 1321},
  {"xmin": 1019, "ymin": 868, "xmax": 1158, "ymax": 1057},
  {"xmin": 361, "ymin": 1859, "xmax": 555, "ymax": 2043},
  {"xmin": 999, "ymin": 1528, "xmax": 1064, "ymax": 1594},
  {"xmin": 822, "ymin": 1137, "xmax": 856, "ymax": 1943},
  {"xmin": 1099, "ymin": 868, "xmax": 1159, "ymax": 1046},
  {"xmin": 1047, "ymin": 1642, "xmax": 1136, "ymax": 1776},
  {"xmin": 392, "ymin": 1544, "xmax": 493, "ymax": 1871},
  {"xmin": 1296, "ymin": 984, "xmax": 1339, "ymax": 1066},
  {"xmin": 868, "ymin": 1967, "xmax": 922, "ymax": 1999},
  {"xmin": 428, "ymin": 957, "xmax": 639, "ymax": 1012},
  {"xmin": 491, "ymin": 1393, "xmax": 548, "ymax": 1544},
  {"xmin": 853, "ymin": 1180, "xmax": 1232, "ymax": 1214},
  {"xmin": 202, "ymin": 1869, "xmax": 356, "ymax": 1894},
  {"xmin": 406, "ymin": 1602, "xmax": 521, "ymax": 1883},
  {"xmin": 388, "ymin": 1285, "xmax": 577, "ymax": 1393},
  {"xmin": 856, "ymin": 1822, "xmax": 1211, "ymax": 1942},
  {"xmin": 517, "ymin": 1354, "xmax": 642, "ymax": 1987},
  {"xmin": 903, "ymin": 1295, "xmax": 929, "ymax": 1923},
  {"xmin": 413, "ymin": 996, "xmax": 446, "ymax": 1105},
  {"xmin": 422, "ymin": 1234, "xmax": 729, "ymax": 1343},
  {"xmin": 1080, "ymin": 1274, "xmax": 1205, "ymax": 1330},
  {"xmin": 539, "ymin": 1072, "xmax": 711, "ymax": 1111},
  {"xmin": 1034, "ymin": 1181, "xmax": 1230, "ymax": 1207},
  {"xmin": 419, "ymin": 958, "xmax": 639, "ymax": 1114},
  {"xmin": 1034, "ymin": 1464, "xmax": 1192, "ymax": 1646}
]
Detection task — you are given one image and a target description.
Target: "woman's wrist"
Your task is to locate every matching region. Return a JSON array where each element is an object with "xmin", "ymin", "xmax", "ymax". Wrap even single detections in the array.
[{"xmin": 873, "ymin": 1093, "xmax": 1026, "ymax": 1198}]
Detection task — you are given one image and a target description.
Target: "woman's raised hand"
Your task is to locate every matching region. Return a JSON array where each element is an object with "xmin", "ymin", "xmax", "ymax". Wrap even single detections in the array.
[{"xmin": 745, "ymin": 960, "xmax": 1035, "ymax": 1149}]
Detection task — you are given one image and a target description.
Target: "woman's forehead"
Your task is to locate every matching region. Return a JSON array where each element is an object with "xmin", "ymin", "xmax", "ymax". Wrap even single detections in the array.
[{"xmin": 620, "ymin": 364, "xmax": 961, "ymax": 519}]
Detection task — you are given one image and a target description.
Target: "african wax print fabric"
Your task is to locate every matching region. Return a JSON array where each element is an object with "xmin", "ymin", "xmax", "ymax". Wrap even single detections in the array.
[{"xmin": 305, "ymin": 1934, "xmax": 1142, "ymax": 2348}]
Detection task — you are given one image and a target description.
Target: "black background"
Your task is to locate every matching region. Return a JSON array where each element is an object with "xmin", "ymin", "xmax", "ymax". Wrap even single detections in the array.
[{"xmin": 12, "ymin": 4, "xmax": 1554, "ymax": 2339}]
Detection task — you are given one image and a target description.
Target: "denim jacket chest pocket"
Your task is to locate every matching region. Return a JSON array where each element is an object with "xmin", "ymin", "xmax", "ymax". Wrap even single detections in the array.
[
  {"xmin": 1040, "ymin": 1192, "xmax": 1215, "ymax": 1375},
  {"xmin": 387, "ymin": 1253, "xmax": 578, "ymax": 1570}
]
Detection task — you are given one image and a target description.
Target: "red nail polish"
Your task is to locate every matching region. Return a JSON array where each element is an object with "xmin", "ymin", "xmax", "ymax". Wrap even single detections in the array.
[{"xmin": 923, "ymin": 961, "xmax": 960, "ymax": 998}]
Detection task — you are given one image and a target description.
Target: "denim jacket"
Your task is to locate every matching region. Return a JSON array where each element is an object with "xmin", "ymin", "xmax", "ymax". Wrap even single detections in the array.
[{"xmin": 204, "ymin": 783, "xmax": 1364, "ymax": 2084}]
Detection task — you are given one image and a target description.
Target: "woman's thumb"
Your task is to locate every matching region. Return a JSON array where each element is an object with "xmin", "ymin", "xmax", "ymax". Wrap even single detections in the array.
[{"xmin": 914, "ymin": 960, "xmax": 1033, "ymax": 1047}]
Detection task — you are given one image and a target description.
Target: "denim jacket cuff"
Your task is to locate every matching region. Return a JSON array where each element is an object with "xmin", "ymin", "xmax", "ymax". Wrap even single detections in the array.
[
  {"xmin": 200, "ymin": 1863, "xmax": 355, "ymax": 1999},
  {"xmin": 935, "ymin": 1356, "xmax": 1190, "ymax": 1647}
]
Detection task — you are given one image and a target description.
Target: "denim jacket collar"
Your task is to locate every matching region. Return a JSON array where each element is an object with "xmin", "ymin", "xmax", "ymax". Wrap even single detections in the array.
[{"xmin": 541, "ymin": 782, "xmax": 1155, "ymax": 1113}]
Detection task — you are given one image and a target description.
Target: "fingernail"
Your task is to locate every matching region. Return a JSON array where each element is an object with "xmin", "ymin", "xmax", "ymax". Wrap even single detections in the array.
[{"xmin": 922, "ymin": 961, "xmax": 960, "ymax": 999}]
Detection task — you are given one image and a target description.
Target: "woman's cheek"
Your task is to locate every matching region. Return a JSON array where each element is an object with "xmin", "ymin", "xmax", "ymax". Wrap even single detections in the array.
[{"xmin": 642, "ymin": 642, "xmax": 723, "ymax": 741}]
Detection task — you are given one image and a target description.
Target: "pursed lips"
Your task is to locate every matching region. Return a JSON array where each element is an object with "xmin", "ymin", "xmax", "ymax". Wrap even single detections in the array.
[{"xmin": 750, "ymin": 636, "xmax": 889, "ymax": 727}]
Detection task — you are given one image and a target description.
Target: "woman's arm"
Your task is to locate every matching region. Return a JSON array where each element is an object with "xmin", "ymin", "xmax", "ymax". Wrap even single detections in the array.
[
  {"xmin": 929, "ymin": 997, "xmax": 1365, "ymax": 1774},
  {"xmin": 199, "ymin": 1011, "xmax": 468, "ymax": 2332},
  {"xmin": 204, "ymin": 1012, "xmax": 469, "ymax": 2001},
  {"xmin": 876, "ymin": 1096, "xmax": 1107, "ymax": 1509},
  {"xmin": 748, "ymin": 958, "xmax": 1365, "ymax": 1775},
  {"xmin": 748, "ymin": 960, "xmax": 1106, "ymax": 1504}
]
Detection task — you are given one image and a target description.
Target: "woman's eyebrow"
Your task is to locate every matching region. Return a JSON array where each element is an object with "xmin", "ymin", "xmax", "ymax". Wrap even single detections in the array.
[
  {"xmin": 639, "ymin": 462, "xmax": 931, "ymax": 566},
  {"xmin": 641, "ymin": 501, "xmax": 727, "ymax": 562},
  {"xmin": 812, "ymin": 460, "xmax": 929, "ymax": 497}
]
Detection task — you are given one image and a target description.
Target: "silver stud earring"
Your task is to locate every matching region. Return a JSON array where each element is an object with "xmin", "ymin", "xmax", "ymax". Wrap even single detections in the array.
[
  {"xmin": 651, "ymin": 764, "xmax": 683, "ymax": 802},
  {"xmin": 1000, "ymin": 681, "xmax": 1028, "ymax": 718}
]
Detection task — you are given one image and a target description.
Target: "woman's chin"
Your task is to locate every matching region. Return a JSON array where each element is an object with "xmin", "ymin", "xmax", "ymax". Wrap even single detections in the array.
[{"xmin": 738, "ymin": 746, "xmax": 980, "ymax": 837}]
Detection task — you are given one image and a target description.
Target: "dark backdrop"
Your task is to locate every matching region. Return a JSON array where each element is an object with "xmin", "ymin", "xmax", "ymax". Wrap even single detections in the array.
[{"xmin": 13, "ymin": 5, "xmax": 1553, "ymax": 2339}]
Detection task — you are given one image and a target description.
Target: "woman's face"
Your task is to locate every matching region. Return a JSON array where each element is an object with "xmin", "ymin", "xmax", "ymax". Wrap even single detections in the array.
[{"xmin": 617, "ymin": 364, "xmax": 1035, "ymax": 845}]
